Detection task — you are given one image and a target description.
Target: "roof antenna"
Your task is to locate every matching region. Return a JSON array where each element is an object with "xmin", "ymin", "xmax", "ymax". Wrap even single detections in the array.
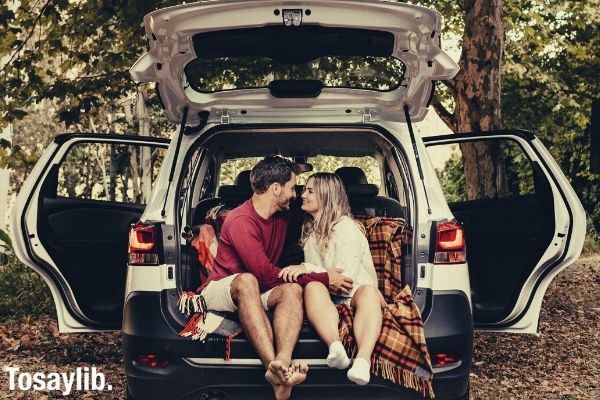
[
  {"xmin": 403, "ymin": 105, "xmax": 432, "ymax": 215},
  {"xmin": 161, "ymin": 107, "xmax": 189, "ymax": 217}
]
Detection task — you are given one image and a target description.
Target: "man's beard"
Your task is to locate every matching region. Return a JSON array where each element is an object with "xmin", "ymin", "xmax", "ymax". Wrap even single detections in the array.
[{"xmin": 277, "ymin": 195, "xmax": 292, "ymax": 211}]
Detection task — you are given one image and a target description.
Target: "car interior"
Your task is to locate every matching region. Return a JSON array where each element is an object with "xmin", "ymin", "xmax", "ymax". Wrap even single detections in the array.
[
  {"xmin": 179, "ymin": 129, "xmax": 414, "ymax": 297},
  {"xmin": 37, "ymin": 165, "xmax": 147, "ymax": 327},
  {"xmin": 34, "ymin": 140, "xmax": 166, "ymax": 328},
  {"xmin": 447, "ymin": 153, "xmax": 556, "ymax": 324}
]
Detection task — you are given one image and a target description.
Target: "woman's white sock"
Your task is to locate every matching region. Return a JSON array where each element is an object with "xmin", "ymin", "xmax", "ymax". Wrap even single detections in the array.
[
  {"xmin": 347, "ymin": 357, "xmax": 371, "ymax": 385},
  {"xmin": 326, "ymin": 341, "xmax": 350, "ymax": 369}
]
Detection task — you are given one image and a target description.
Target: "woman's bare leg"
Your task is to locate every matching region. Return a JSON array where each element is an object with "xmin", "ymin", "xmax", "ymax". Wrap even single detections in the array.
[
  {"xmin": 304, "ymin": 281, "xmax": 339, "ymax": 345},
  {"xmin": 304, "ymin": 281, "xmax": 350, "ymax": 369},
  {"xmin": 347, "ymin": 285, "xmax": 383, "ymax": 385}
]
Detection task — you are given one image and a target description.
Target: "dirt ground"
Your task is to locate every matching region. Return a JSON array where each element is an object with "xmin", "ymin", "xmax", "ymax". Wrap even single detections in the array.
[{"xmin": 1, "ymin": 256, "xmax": 598, "ymax": 400}]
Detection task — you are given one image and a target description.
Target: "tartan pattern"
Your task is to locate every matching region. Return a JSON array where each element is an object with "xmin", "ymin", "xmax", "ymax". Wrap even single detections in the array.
[
  {"xmin": 341, "ymin": 216, "xmax": 434, "ymax": 398},
  {"xmin": 338, "ymin": 287, "xmax": 434, "ymax": 398},
  {"xmin": 179, "ymin": 218, "xmax": 243, "ymax": 358},
  {"xmin": 354, "ymin": 215, "xmax": 411, "ymax": 303}
]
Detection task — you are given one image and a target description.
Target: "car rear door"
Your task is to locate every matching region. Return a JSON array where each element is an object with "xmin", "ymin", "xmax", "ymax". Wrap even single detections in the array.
[
  {"xmin": 130, "ymin": 0, "xmax": 459, "ymax": 125},
  {"xmin": 423, "ymin": 130, "xmax": 585, "ymax": 333},
  {"xmin": 9, "ymin": 133, "xmax": 169, "ymax": 332}
]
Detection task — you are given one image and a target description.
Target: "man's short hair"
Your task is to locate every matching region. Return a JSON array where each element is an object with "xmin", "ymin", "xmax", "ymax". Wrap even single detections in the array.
[{"xmin": 250, "ymin": 156, "xmax": 299, "ymax": 194}]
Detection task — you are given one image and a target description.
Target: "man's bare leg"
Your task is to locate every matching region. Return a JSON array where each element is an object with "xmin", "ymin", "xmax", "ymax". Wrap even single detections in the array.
[
  {"xmin": 266, "ymin": 283, "xmax": 306, "ymax": 399},
  {"xmin": 230, "ymin": 274, "xmax": 286, "ymax": 385}
]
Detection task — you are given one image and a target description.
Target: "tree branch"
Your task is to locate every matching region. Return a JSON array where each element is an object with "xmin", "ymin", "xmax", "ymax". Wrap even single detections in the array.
[
  {"xmin": 1, "ymin": 0, "xmax": 53, "ymax": 73},
  {"xmin": 53, "ymin": 70, "xmax": 129, "ymax": 83},
  {"xmin": 432, "ymin": 96, "xmax": 457, "ymax": 132},
  {"xmin": 438, "ymin": 78, "xmax": 456, "ymax": 94}
]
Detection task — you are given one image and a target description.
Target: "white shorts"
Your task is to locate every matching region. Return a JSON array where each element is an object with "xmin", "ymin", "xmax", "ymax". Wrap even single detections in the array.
[{"xmin": 200, "ymin": 273, "xmax": 273, "ymax": 313}]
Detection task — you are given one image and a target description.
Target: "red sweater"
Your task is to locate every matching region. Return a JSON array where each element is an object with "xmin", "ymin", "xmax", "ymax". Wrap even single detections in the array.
[{"xmin": 200, "ymin": 199, "xmax": 329, "ymax": 293}]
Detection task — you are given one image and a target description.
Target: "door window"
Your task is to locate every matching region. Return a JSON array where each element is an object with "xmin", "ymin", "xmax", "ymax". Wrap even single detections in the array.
[
  {"xmin": 428, "ymin": 139, "xmax": 536, "ymax": 203},
  {"xmin": 56, "ymin": 141, "xmax": 166, "ymax": 204},
  {"xmin": 426, "ymin": 137, "xmax": 555, "ymax": 323}
]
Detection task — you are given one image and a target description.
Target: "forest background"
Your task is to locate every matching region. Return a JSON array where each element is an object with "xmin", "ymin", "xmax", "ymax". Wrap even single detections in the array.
[{"xmin": 0, "ymin": 0, "xmax": 598, "ymax": 317}]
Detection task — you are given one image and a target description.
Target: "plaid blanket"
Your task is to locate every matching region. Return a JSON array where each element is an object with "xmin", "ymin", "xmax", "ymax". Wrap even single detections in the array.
[
  {"xmin": 180, "ymin": 221, "xmax": 240, "ymax": 355},
  {"xmin": 178, "ymin": 216, "xmax": 434, "ymax": 398},
  {"xmin": 343, "ymin": 216, "xmax": 434, "ymax": 398},
  {"xmin": 354, "ymin": 215, "xmax": 412, "ymax": 303},
  {"xmin": 338, "ymin": 287, "xmax": 434, "ymax": 398}
]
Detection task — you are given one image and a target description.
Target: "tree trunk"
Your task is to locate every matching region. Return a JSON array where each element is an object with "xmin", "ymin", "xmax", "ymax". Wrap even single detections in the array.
[
  {"xmin": 455, "ymin": 0, "xmax": 505, "ymax": 200},
  {"xmin": 433, "ymin": 0, "xmax": 506, "ymax": 200},
  {"xmin": 136, "ymin": 87, "xmax": 152, "ymax": 204},
  {"xmin": 0, "ymin": 124, "xmax": 13, "ymax": 231},
  {"xmin": 107, "ymin": 109, "xmax": 117, "ymax": 202},
  {"xmin": 88, "ymin": 116, "xmax": 111, "ymax": 200},
  {"xmin": 124, "ymin": 100, "xmax": 140, "ymax": 203}
]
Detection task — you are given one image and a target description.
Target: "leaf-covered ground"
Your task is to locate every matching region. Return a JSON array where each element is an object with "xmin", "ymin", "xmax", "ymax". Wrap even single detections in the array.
[{"xmin": 1, "ymin": 256, "xmax": 598, "ymax": 399}]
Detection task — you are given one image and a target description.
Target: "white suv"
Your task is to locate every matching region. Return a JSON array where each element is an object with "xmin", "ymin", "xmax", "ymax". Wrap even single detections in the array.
[{"xmin": 10, "ymin": 1, "xmax": 586, "ymax": 399}]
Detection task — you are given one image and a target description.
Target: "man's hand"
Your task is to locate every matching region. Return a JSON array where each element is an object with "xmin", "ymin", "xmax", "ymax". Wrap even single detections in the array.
[
  {"xmin": 327, "ymin": 268, "xmax": 353, "ymax": 295},
  {"xmin": 278, "ymin": 264, "xmax": 307, "ymax": 283}
]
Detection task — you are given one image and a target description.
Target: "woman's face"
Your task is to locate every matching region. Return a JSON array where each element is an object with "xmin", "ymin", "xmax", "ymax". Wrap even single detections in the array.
[{"xmin": 301, "ymin": 177, "xmax": 320, "ymax": 215}]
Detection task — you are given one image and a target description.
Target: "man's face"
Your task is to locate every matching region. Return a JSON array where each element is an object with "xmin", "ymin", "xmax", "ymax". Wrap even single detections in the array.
[{"xmin": 274, "ymin": 173, "xmax": 297, "ymax": 211}]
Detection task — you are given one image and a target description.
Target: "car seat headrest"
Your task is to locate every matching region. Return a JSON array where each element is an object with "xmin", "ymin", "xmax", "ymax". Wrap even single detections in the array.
[
  {"xmin": 345, "ymin": 184, "xmax": 379, "ymax": 198},
  {"xmin": 335, "ymin": 167, "xmax": 368, "ymax": 185},
  {"xmin": 234, "ymin": 170, "xmax": 252, "ymax": 192},
  {"xmin": 217, "ymin": 185, "xmax": 252, "ymax": 200}
]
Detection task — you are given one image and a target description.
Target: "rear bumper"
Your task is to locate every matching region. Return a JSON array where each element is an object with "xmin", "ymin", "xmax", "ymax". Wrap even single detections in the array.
[{"xmin": 123, "ymin": 290, "xmax": 472, "ymax": 400}]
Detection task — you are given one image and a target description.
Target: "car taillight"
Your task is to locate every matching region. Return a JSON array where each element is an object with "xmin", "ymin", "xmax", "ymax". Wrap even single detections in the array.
[
  {"xmin": 128, "ymin": 222, "xmax": 159, "ymax": 265},
  {"xmin": 431, "ymin": 353, "xmax": 459, "ymax": 367},
  {"xmin": 134, "ymin": 354, "xmax": 170, "ymax": 368},
  {"xmin": 434, "ymin": 220, "xmax": 466, "ymax": 264}
]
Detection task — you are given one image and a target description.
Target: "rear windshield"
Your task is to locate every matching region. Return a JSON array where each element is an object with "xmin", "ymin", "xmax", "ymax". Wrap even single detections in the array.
[
  {"xmin": 185, "ymin": 56, "xmax": 405, "ymax": 93},
  {"xmin": 218, "ymin": 155, "xmax": 381, "ymax": 187},
  {"xmin": 184, "ymin": 26, "xmax": 406, "ymax": 93}
]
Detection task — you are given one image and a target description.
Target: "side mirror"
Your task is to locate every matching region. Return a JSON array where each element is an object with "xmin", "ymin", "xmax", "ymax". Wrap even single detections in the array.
[{"xmin": 591, "ymin": 99, "xmax": 600, "ymax": 174}]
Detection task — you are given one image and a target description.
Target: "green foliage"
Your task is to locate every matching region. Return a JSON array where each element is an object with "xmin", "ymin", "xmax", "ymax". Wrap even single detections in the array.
[
  {"xmin": 55, "ymin": 142, "xmax": 165, "ymax": 203},
  {"xmin": 583, "ymin": 218, "xmax": 600, "ymax": 255},
  {"xmin": 436, "ymin": 151, "xmax": 466, "ymax": 203},
  {"xmin": 0, "ymin": 228, "xmax": 54, "ymax": 317},
  {"xmin": 219, "ymin": 157, "xmax": 262, "ymax": 186},
  {"xmin": 1, "ymin": 0, "xmax": 598, "ymax": 232},
  {"xmin": 218, "ymin": 156, "xmax": 381, "ymax": 187},
  {"xmin": 501, "ymin": 0, "xmax": 600, "ymax": 232},
  {"xmin": 501, "ymin": 140, "xmax": 535, "ymax": 196},
  {"xmin": 0, "ymin": 0, "xmax": 181, "ymax": 128},
  {"xmin": 306, "ymin": 156, "xmax": 381, "ymax": 186},
  {"xmin": 0, "ymin": 137, "xmax": 11, "ymax": 168},
  {"xmin": 187, "ymin": 55, "xmax": 406, "ymax": 92}
]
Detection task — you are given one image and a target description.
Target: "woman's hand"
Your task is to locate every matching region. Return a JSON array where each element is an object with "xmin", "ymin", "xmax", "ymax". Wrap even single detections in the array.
[
  {"xmin": 278, "ymin": 264, "xmax": 308, "ymax": 282},
  {"xmin": 377, "ymin": 290, "xmax": 388, "ymax": 309}
]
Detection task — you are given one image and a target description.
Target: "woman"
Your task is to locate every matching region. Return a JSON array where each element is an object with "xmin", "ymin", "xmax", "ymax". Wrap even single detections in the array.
[{"xmin": 278, "ymin": 172, "xmax": 384, "ymax": 386}]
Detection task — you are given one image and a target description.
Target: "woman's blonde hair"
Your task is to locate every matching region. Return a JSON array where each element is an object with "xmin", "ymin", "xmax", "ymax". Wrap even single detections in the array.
[{"xmin": 300, "ymin": 172, "xmax": 365, "ymax": 253}]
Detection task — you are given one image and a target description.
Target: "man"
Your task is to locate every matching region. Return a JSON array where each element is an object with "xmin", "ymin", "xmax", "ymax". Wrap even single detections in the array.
[{"xmin": 198, "ymin": 156, "xmax": 354, "ymax": 400}]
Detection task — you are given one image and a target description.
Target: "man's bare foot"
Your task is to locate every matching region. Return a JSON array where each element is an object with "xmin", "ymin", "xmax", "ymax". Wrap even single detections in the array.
[
  {"xmin": 273, "ymin": 384, "xmax": 292, "ymax": 400},
  {"xmin": 288, "ymin": 361, "xmax": 309, "ymax": 386},
  {"xmin": 268, "ymin": 359, "xmax": 290, "ymax": 384},
  {"xmin": 265, "ymin": 368, "xmax": 292, "ymax": 400}
]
